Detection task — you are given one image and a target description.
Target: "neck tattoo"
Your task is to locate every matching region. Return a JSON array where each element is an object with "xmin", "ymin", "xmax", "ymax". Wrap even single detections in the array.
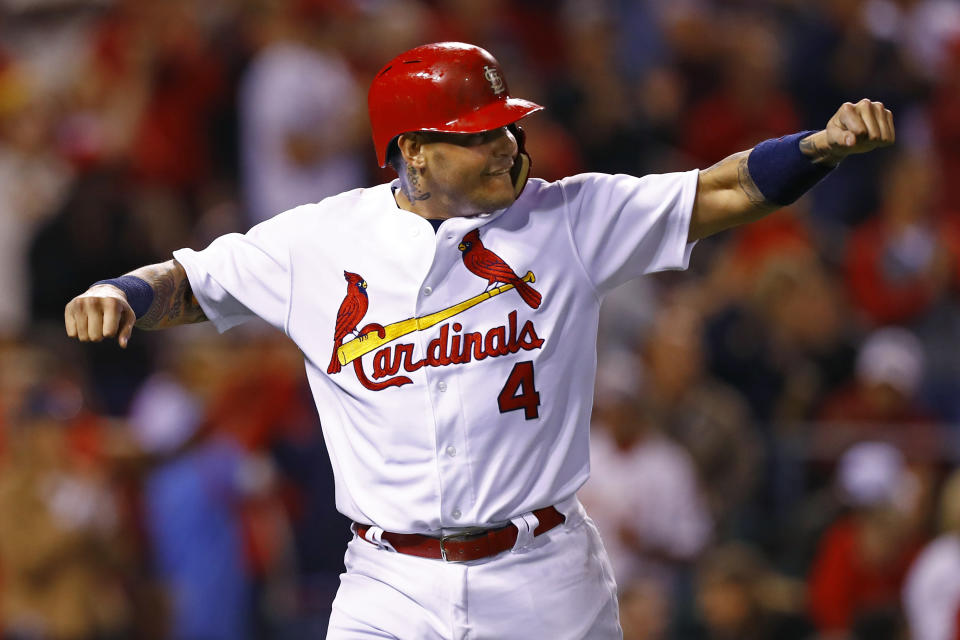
[{"xmin": 406, "ymin": 165, "xmax": 432, "ymax": 201}]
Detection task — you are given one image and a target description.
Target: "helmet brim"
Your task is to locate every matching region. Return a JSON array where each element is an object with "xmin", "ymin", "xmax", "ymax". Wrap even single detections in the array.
[
  {"xmin": 380, "ymin": 97, "xmax": 544, "ymax": 167},
  {"xmin": 427, "ymin": 97, "xmax": 544, "ymax": 134}
]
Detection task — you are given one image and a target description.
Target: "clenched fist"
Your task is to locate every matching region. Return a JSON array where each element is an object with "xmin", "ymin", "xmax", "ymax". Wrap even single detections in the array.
[
  {"xmin": 801, "ymin": 99, "xmax": 895, "ymax": 165},
  {"xmin": 64, "ymin": 285, "xmax": 136, "ymax": 348}
]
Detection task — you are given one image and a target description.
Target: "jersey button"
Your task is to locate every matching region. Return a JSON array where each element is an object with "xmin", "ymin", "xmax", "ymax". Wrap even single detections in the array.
[
  {"xmin": 438, "ymin": 381, "xmax": 447, "ymax": 392},
  {"xmin": 423, "ymin": 286, "xmax": 432, "ymax": 296},
  {"xmin": 452, "ymin": 509, "xmax": 462, "ymax": 520},
  {"xmin": 445, "ymin": 446, "xmax": 457, "ymax": 457}
]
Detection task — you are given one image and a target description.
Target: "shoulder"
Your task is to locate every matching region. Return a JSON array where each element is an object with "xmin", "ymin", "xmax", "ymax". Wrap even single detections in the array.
[
  {"xmin": 514, "ymin": 174, "xmax": 620, "ymax": 210},
  {"xmin": 521, "ymin": 173, "xmax": 623, "ymax": 193},
  {"xmin": 261, "ymin": 184, "xmax": 392, "ymax": 225},
  {"xmin": 300, "ymin": 183, "xmax": 389, "ymax": 210},
  {"xmin": 544, "ymin": 171, "xmax": 699, "ymax": 202}
]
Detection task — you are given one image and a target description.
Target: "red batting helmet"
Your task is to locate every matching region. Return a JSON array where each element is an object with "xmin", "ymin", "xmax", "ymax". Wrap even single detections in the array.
[{"xmin": 367, "ymin": 42, "xmax": 544, "ymax": 169}]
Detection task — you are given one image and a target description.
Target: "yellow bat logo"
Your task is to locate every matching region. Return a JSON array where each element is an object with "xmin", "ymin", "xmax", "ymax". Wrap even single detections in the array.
[{"xmin": 337, "ymin": 271, "xmax": 536, "ymax": 366}]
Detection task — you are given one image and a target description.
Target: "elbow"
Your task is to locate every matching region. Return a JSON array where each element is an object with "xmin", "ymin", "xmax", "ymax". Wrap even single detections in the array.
[{"xmin": 689, "ymin": 190, "xmax": 778, "ymax": 242}]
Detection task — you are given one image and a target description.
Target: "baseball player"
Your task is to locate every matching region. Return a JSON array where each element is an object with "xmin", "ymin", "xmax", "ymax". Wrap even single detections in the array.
[{"xmin": 64, "ymin": 42, "xmax": 894, "ymax": 639}]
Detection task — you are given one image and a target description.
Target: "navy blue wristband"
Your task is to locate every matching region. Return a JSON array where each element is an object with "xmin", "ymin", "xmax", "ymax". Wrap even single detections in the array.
[
  {"xmin": 747, "ymin": 130, "xmax": 835, "ymax": 206},
  {"xmin": 92, "ymin": 275, "xmax": 155, "ymax": 319}
]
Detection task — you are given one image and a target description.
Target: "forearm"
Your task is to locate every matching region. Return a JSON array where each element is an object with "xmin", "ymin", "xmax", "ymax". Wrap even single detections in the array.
[
  {"xmin": 125, "ymin": 259, "xmax": 207, "ymax": 329},
  {"xmin": 67, "ymin": 258, "xmax": 207, "ymax": 346},
  {"xmin": 689, "ymin": 100, "xmax": 894, "ymax": 241},
  {"xmin": 689, "ymin": 150, "xmax": 781, "ymax": 242}
]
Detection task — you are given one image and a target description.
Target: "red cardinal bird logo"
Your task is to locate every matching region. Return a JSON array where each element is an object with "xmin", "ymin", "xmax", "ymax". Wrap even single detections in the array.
[
  {"xmin": 458, "ymin": 229, "xmax": 541, "ymax": 309},
  {"xmin": 328, "ymin": 271, "xmax": 369, "ymax": 374}
]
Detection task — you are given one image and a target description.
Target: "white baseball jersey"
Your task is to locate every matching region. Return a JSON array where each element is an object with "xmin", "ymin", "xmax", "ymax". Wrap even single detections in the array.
[{"xmin": 173, "ymin": 170, "xmax": 698, "ymax": 534}]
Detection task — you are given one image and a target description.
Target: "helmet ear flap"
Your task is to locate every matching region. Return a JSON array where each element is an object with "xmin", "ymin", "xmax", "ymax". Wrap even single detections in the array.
[{"xmin": 508, "ymin": 123, "xmax": 532, "ymax": 197}]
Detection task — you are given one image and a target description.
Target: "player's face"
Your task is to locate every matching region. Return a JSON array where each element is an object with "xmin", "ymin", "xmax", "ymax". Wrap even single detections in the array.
[{"xmin": 417, "ymin": 127, "xmax": 519, "ymax": 217}]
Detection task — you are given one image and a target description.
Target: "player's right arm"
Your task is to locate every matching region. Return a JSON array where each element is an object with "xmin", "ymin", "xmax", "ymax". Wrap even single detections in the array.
[{"xmin": 64, "ymin": 259, "xmax": 207, "ymax": 348}]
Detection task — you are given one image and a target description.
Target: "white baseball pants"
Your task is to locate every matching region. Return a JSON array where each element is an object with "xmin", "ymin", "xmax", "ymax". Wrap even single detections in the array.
[{"xmin": 327, "ymin": 498, "xmax": 622, "ymax": 639}]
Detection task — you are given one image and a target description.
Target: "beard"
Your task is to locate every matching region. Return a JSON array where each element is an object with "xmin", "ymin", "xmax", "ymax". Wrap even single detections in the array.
[{"xmin": 463, "ymin": 172, "xmax": 517, "ymax": 214}]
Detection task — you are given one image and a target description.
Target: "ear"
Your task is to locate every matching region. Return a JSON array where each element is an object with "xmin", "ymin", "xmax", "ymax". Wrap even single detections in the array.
[{"xmin": 397, "ymin": 133, "xmax": 426, "ymax": 169}]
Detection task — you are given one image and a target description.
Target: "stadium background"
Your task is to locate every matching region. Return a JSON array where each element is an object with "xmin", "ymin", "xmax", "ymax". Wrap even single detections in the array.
[{"xmin": 1, "ymin": 0, "xmax": 959, "ymax": 638}]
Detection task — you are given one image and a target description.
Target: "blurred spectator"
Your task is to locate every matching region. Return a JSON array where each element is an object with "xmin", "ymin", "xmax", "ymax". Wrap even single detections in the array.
[
  {"xmin": 87, "ymin": 0, "xmax": 227, "ymax": 192},
  {"xmin": 28, "ymin": 167, "xmax": 158, "ymax": 321},
  {"xmin": 913, "ymin": 296, "xmax": 960, "ymax": 424},
  {"xmin": 716, "ymin": 210, "xmax": 816, "ymax": 292},
  {"xmin": 201, "ymin": 331, "xmax": 350, "ymax": 634},
  {"xmin": 692, "ymin": 542, "xmax": 813, "ymax": 640},
  {"xmin": 782, "ymin": 353, "xmax": 933, "ymax": 576},
  {"xmin": 551, "ymin": 4, "xmax": 642, "ymax": 176},
  {"xmin": 596, "ymin": 0, "xmax": 669, "ymax": 82},
  {"xmin": 426, "ymin": 0, "xmax": 541, "ymax": 62},
  {"xmin": 129, "ymin": 363, "xmax": 251, "ymax": 640},
  {"xmin": 0, "ymin": 64, "xmax": 73, "ymax": 337},
  {"xmin": 861, "ymin": 0, "xmax": 960, "ymax": 83},
  {"xmin": 28, "ymin": 168, "xmax": 164, "ymax": 413},
  {"xmin": 844, "ymin": 152, "xmax": 953, "ymax": 327},
  {"xmin": 903, "ymin": 468, "xmax": 960, "ymax": 640},
  {"xmin": 597, "ymin": 276, "xmax": 660, "ymax": 358},
  {"xmin": 639, "ymin": 297, "xmax": 761, "ymax": 534},
  {"xmin": 816, "ymin": 326, "xmax": 939, "ymax": 459},
  {"xmin": 239, "ymin": 2, "xmax": 366, "ymax": 225},
  {"xmin": 807, "ymin": 441, "xmax": 925, "ymax": 639},
  {"xmin": 0, "ymin": 382, "xmax": 133, "ymax": 640},
  {"xmin": 581, "ymin": 351, "xmax": 712, "ymax": 595},
  {"xmin": 929, "ymin": 37, "xmax": 960, "ymax": 212},
  {"xmin": 656, "ymin": 0, "xmax": 720, "ymax": 105},
  {"xmin": 707, "ymin": 252, "xmax": 858, "ymax": 428},
  {"xmin": 50, "ymin": 1, "xmax": 150, "ymax": 172},
  {"xmin": 0, "ymin": 339, "xmax": 59, "ymax": 430},
  {"xmin": 680, "ymin": 15, "xmax": 800, "ymax": 167},
  {"xmin": 784, "ymin": 0, "xmax": 917, "ymax": 225},
  {"xmin": 342, "ymin": 0, "xmax": 431, "ymax": 78},
  {"xmin": 619, "ymin": 579, "xmax": 671, "ymax": 640}
]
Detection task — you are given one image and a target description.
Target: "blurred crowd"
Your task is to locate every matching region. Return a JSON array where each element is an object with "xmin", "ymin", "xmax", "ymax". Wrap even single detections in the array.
[{"xmin": 1, "ymin": 0, "xmax": 960, "ymax": 638}]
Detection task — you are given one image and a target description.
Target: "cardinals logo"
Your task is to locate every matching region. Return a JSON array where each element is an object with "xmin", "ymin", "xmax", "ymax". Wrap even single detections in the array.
[
  {"xmin": 328, "ymin": 231, "xmax": 544, "ymax": 391},
  {"xmin": 483, "ymin": 65, "xmax": 506, "ymax": 95},
  {"xmin": 458, "ymin": 229, "xmax": 541, "ymax": 309},
  {"xmin": 327, "ymin": 271, "xmax": 369, "ymax": 374}
]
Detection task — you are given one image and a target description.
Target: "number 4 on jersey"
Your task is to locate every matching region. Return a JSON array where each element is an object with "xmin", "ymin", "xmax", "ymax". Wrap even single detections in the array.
[{"xmin": 498, "ymin": 361, "xmax": 540, "ymax": 420}]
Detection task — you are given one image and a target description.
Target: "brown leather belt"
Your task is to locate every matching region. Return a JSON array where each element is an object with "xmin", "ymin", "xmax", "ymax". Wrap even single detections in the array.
[{"xmin": 354, "ymin": 506, "xmax": 565, "ymax": 563}]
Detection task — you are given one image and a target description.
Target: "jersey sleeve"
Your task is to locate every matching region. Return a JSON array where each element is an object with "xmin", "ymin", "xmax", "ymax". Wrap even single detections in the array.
[
  {"xmin": 559, "ymin": 170, "xmax": 699, "ymax": 294},
  {"xmin": 172, "ymin": 213, "xmax": 294, "ymax": 334}
]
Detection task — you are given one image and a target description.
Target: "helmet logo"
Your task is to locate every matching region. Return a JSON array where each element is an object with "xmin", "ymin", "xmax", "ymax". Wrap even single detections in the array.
[{"xmin": 483, "ymin": 65, "xmax": 506, "ymax": 95}]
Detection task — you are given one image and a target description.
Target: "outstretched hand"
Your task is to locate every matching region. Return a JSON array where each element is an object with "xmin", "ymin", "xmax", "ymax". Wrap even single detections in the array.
[
  {"xmin": 64, "ymin": 285, "xmax": 137, "ymax": 348},
  {"xmin": 801, "ymin": 99, "xmax": 895, "ymax": 165}
]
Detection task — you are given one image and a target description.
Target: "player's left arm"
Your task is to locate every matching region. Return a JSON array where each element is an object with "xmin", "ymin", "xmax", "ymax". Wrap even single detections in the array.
[{"xmin": 688, "ymin": 99, "xmax": 894, "ymax": 242}]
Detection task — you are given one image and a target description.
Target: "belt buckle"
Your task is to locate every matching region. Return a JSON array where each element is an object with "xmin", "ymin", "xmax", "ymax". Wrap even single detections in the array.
[{"xmin": 439, "ymin": 531, "xmax": 485, "ymax": 563}]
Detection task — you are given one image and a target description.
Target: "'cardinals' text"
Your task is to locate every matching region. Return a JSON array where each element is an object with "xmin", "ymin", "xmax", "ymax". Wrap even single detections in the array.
[{"xmin": 350, "ymin": 311, "xmax": 544, "ymax": 391}]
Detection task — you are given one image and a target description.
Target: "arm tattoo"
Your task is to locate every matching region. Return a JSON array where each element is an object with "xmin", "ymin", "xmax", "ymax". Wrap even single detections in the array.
[
  {"xmin": 799, "ymin": 135, "xmax": 842, "ymax": 166},
  {"xmin": 798, "ymin": 136, "xmax": 818, "ymax": 158},
  {"xmin": 737, "ymin": 154, "xmax": 768, "ymax": 206},
  {"xmin": 134, "ymin": 261, "xmax": 207, "ymax": 329}
]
